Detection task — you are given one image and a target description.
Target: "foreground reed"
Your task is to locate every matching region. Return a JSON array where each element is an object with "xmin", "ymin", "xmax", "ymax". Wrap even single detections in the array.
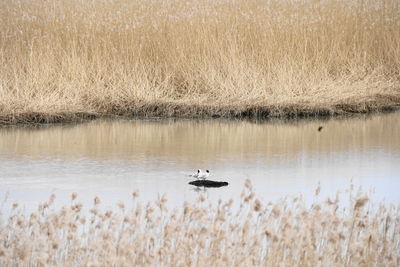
[
  {"xmin": 1, "ymin": 0, "xmax": 400, "ymax": 124},
  {"xmin": 1, "ymin": 181, "xmax": 399, "ymax": 266}
]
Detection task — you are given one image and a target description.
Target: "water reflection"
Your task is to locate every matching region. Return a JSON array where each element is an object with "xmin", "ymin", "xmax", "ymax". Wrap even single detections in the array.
[
  {"xmin": 1, "ymin": 113, "xmax": 399, "ymax": 160},
  {"xmin": 0, "ymin": 112, "xmax": 399, "ymax": 212}
]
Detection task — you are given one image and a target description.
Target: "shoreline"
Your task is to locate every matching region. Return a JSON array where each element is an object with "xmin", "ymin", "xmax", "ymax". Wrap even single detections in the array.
[{"xmin": 1, "ymin": 93, "xmax": 399, "ymax": 126}]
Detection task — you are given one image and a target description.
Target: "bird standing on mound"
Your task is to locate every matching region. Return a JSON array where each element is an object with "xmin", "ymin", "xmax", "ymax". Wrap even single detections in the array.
[
  {"xmin": 189, "ymin": 169, "xmax": 210, "ymax": 180},
  {"xmin": 189, "ymin": 169, "xmax": 201, "ymax": 179},
  {"xmin": 198, "ymin": 170, "xmax": 210, "ymax": 180}
]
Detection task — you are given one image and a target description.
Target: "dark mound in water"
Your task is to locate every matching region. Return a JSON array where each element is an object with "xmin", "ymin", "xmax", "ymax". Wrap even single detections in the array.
[{"xmin": 189, "ymin": 180, "xmax": 229, "ymax": 188}]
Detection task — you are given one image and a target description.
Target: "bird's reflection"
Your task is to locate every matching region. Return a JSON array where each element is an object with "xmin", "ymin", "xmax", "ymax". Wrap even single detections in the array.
[{"xmin": 191, "ymin": 186, "xmax": 207, "ymax": 193}]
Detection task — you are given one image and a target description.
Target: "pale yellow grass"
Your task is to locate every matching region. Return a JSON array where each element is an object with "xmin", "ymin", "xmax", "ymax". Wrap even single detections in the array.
[
  {"xmin": 1, "ymin": 181, "xmax": 399, "ymax": 266},
  {"xmin": 0, "ymin": 0, "xmax": 400, "ymax": 124}
]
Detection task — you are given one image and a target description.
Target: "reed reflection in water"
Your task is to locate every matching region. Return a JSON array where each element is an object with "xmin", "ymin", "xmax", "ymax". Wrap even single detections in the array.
[{"xmin": 1, "ymin": 113, "xmax": 399, "ymax": 161}]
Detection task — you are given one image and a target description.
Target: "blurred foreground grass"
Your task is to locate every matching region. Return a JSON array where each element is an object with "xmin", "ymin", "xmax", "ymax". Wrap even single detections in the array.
[{"xmin": 1, "ymin": 181, "xmax": 398, "ymax": 266}]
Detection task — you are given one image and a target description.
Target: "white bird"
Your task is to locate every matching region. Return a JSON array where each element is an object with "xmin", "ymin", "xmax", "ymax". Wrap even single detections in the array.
[
  {"xmin": 189, "ymin": 169, "xmax": 201, "ymax": 179},
  {"xmin": 198, "ymin": 170, "xmax": 210, "ymax": 180}
]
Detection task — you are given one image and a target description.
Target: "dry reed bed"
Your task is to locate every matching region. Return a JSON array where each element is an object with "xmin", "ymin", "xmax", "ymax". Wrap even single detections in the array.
[
  {"xmin": 0, "ymin": 181, "xmax": 399, "ymax": 266},
  {"xmin": 0, "ymin": 0, "xmax": 400, "ymax": 124}
]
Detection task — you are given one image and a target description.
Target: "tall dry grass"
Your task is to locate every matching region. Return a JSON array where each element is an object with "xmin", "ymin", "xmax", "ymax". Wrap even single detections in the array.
[
  {"xmin": 0, "ymin": 181, "xmax": 399, "ymax": 265},
  {"xmin": 1, "ymin": 0, "xmax": 400, "ymax": 124}
]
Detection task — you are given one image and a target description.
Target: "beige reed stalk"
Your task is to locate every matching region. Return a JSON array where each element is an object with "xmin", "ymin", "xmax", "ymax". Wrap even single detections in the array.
[
  {"xmin": 0, "ymin": 0, "xmax": 399, "ymax": 124},
  {"xmin": 0, "ymin": 181, "xmax": 399, "ymax": 265}
]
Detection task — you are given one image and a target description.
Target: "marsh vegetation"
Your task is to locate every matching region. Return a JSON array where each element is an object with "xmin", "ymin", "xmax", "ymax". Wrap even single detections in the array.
[
  {"xmin": 1, "ymin": 181, "xmax": 399, "ymax": 266},
  {"xmin": 1, "ymin": 1, "xmax": 399, "ymax": 264},
  {"xmin": 1, "ymin": 0, "xmax": 399, "ymax": 124}
]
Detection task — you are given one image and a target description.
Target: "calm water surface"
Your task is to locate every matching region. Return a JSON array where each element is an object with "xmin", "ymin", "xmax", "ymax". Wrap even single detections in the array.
[{"xmin": 0, "ymin": 112, "xmax": 399, "ymax": 212}]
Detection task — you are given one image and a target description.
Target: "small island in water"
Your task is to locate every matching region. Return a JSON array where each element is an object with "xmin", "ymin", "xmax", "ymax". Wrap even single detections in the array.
[{"xmin": 189, "ymin": 180, "xmax": 229, "ymax": 188}]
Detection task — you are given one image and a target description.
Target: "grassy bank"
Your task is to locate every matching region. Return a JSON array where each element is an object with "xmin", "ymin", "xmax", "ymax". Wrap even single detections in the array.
[
  {"xmin": 1, "ymin": 182, "xmax": 399, "ymax": 265},
  {"xmin": 1, "ymin": 0, "xmax": 400, "ymax": 125}
]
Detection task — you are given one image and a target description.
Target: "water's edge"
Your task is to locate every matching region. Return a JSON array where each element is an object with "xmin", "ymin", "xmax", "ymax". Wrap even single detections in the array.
[{"xmin": 1, "ymin": 95, "xmax": 399, "ymax": 126}]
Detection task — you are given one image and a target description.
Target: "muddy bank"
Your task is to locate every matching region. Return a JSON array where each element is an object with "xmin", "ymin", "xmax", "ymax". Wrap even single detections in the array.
[
  {"xmin": 189, "ymin": 180, "xmax": 229, "ymax": 188},
  {"xmin": 0, "ymin": 94, "xmax": 399, "ymax": 126}
]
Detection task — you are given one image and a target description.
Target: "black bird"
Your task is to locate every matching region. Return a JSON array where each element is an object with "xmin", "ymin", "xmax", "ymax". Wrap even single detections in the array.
[{"xmin": 318, "ymin": 126, "xmax": 323, "ymax": 132}]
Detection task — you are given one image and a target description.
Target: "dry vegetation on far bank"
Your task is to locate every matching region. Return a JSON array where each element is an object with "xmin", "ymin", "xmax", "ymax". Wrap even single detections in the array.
[
  {"xmin": 1, "ymin": 0, "xmax": 400, "ymax": 124},
  {"xmin": 1, "ymin": 181, "xmax": 399, "ymax": 266}
]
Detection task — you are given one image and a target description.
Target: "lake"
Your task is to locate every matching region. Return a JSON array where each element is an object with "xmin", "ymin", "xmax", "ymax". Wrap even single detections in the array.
[{"xmin": 0, "ymin": 112, "xmax": 399, "ymax": 213}]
